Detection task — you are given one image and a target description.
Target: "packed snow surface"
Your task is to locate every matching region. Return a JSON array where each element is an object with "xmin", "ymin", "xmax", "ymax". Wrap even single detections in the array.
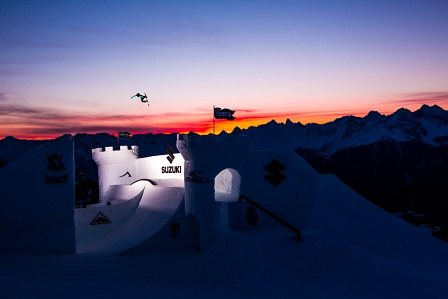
[
  {"xmin": 1, "ymin": 230, "xmax": 448, "ymax": 298},
  {"xmin": 2, "ymin": 175, "xmax": 448, "ymax": 298}
]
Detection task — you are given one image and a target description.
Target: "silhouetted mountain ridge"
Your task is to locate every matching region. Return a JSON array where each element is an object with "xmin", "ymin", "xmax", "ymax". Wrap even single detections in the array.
[{"xmin": 234, "ymin": 104, "xmax": 448, "ymax": 154}]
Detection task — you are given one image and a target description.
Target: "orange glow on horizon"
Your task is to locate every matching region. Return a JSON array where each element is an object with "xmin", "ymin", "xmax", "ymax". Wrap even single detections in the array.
[
  {"xmin": 3, "ymin": 98, "xmax": 448, "ymax": 140},
  {"xmin": 0, "ymin": 111, "xmax": 418, "ymax": 140}
]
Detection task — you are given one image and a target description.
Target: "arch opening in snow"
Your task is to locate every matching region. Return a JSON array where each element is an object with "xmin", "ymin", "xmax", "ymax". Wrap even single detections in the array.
[{"xmin": 214, "ymin": 168, "xmax": 241, "ymax": 202}]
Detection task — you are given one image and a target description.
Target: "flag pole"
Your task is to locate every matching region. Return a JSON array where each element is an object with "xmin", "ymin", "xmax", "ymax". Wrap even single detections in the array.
[{"xmin": 213, "ymin": 105, "xmax": 215, "ymax": 141}]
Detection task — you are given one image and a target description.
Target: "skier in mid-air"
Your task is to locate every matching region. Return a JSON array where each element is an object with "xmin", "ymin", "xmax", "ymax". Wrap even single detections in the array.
[{"xmin": 131, "ymin": 93, "xmax": 148, "ymax": 105}]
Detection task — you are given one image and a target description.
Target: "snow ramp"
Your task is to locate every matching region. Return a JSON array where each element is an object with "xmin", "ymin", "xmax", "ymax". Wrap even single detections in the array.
[
  {"xmin": 305, "ymin": 174, "xmax": 448, "ymax": 268},
  {"xmin": 76, "ymin": 180, "xmax": 185, "ymax": 255}
]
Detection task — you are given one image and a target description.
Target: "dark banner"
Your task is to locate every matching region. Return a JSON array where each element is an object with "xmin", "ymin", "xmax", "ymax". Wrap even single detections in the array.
[
  {"xmin": 214, "ymin": 107, "xmax": 235, "ymax": 120},
  {"xmin": 118, "ymin": 130, "xmax": 132, "ymax": 139}
]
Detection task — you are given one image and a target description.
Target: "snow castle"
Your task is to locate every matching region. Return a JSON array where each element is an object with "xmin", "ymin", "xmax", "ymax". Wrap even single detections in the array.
[
  {"xmin": 1, "ymin": 133, "xmax": 433, "ymax": 256},
  {"xmin": 0, "ymin": 134, "xmax": 317, "ymax": 254}
]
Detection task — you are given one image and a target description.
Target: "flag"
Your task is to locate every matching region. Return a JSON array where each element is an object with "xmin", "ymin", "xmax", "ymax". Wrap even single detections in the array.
[
  {"xmin": 214, "ymin": 107, "xmax": 235, "ymax": 120},
  {"xmin": 118, "ymin": 130, "xmax": 132, "ymax": 139}
]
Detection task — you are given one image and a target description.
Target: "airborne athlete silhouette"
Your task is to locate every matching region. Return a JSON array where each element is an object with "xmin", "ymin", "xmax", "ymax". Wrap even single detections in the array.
[{"xmin": 131, "ymin": 93, "xmax": 149, "ymax": 105}]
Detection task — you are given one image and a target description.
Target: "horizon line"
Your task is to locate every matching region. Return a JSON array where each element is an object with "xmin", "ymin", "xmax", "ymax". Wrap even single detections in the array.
[{"xmin": 1, "ymin": 102, "xmax": 444, "ymax": 140}]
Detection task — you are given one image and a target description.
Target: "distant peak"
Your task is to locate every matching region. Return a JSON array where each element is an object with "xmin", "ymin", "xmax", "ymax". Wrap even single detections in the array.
[
  {"xmin": 420, "ymin": 104, "xmax": 430, "ymax": 110},
  {"xmin": 231, "ymin": 126, "xmax": 242, "ymax": 134},
  {"xmin": 367, "ymin": 110, "xmax": 381, "ymax": 116},
  {"xmin": 418, "ymin": 104, "xmax": 432, "ymax": 114},
  {"xmin": 2, "ymin": 136, "xmax": 18, "ymax": 141},
  {"xmin": 56, "ymin": 134, "xmax": 73, "ymax": 140},
  {"xmin": 414, "ymin": 104, "xmax": 446, "ymax": 117},
  {"xmin": 422, "ymin": 104, "xmax": 443, "ymax": 112},
  {"xmin": 396, "ymin": 107, "xmax": 411, "ymax": 113},
  {"xmin": 365, "ymin": 110, "xmax": 382, "ymax": 120},
  {"xmin": 391, "ymin": 107, "xmax": 412, "ymax": 118}
]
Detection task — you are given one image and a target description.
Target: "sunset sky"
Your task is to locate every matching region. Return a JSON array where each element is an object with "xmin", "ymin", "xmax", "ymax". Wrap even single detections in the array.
[{"xmin": 1, "ymin": 1, "xmax": 448, "ymax": 139}]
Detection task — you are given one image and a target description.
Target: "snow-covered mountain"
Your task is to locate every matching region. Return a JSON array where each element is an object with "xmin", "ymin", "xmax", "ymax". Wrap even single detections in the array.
[
  {"xmin": 234, "ymin": 104, "xmax": 448, "ymax": 154},
  {"xmin": 2, "ymin": 104, "xmax": 447, "ymax": 167}
]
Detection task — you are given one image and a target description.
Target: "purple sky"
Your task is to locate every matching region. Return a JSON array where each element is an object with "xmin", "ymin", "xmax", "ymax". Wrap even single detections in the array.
[{"xmin": 1, "ymin": 1, "xmax": 448, "ymax": 139}]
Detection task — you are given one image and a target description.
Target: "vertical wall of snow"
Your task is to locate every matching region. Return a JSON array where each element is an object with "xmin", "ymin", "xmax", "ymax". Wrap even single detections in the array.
[
  {"xmin": 92, "ymin": 145, "xmax": 138, "ymax": 202},
  {"xmin": 0, "ymin": 139, "xmax": 76, "ymax": 254},
  {"xmin": 136, "ymin": 153, "xmax": 184, "ymax": 181},
  {"xmin": 177, "ymin": 134, "xmax": 250, "ymax": 250},
  {"xmin": 236, "ymin": 150, "xmax": 318, "ymax": 229}
]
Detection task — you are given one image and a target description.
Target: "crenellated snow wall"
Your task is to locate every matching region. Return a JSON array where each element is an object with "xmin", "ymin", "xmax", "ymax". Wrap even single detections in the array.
[{"xmin": 92, "ymin": 145, "xmax": 139, "ymax": 201}]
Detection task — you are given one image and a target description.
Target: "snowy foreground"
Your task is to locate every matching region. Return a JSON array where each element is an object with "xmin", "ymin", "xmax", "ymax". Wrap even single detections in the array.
[
  {"xmin": 2, "ymin": 134, "xmax": 448, "ymax": 298},
  {"xmin": 1, "ymin": 227, "xmax": 448, "ymax": 299}
]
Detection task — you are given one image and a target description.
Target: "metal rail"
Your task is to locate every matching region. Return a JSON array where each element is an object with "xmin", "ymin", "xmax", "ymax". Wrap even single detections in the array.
[{"xmin": 239, "ymin": 195, "xmax": 301, "ymax": 242}]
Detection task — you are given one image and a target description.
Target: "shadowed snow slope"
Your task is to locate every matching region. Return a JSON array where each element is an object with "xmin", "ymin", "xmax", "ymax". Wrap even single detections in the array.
[
  {"xmin": 308, "ymin": 174, "xmax": 448, "ymax": 270},
  {"xmin": 2, "ymin": 175, "xmax": 448, "ymax": 298},
  {"xmin": 1, "ymin": 227, "xmax": 448, "ymax": 298}
]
